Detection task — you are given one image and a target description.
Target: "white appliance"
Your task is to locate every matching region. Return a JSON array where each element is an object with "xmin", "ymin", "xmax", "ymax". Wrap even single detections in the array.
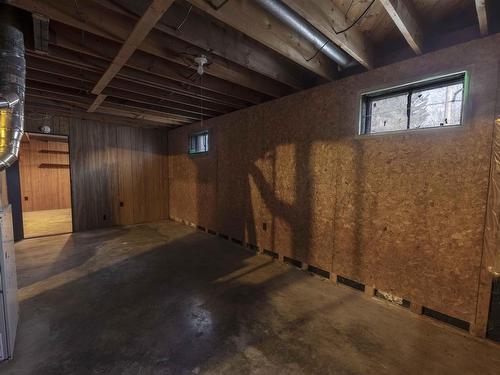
[{"xmin": 0, "ymin": 205, "xmax": 18, "ymax": 361}]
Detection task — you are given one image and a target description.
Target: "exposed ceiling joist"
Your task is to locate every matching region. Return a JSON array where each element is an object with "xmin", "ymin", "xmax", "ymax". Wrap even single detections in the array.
[
  {"xmin": 26, "ymin": 45, "xmax": 246, "ymax": 112},
  {"xmin": 475, "ymin": 0, "xmax": 489, "ymax": 36},
  {"xmin": 27, "ymin": 55, "xmax": 233, "ymax": 116},
  {"xmin": 94, "ymin": 0, "xmax": 317, "ymax": 90},
  {"xmin": 88, "ymin": 94, "xmax": 107, "ymax": 113},
  {"xmin": 379, "ymin": 0, "xmax": 424, "ymax": 55},
  {"xmin": 26, "ymin": 103, "xmax": 176, "ymax": 129},
  {"xmin": 10, "ymin": 0, "xmax": 291, "ymax": 98},
  {"xmin": 26, "ymin": 97, "xmax": 187, "ymax": 127},
  {"xmin": 281, "ymin": 0, "xmax": 374, "ymax": 69},
  {"xmin": 186, "ymin": 0, "xmax": 339, "ymax": 80},
  {"xmin": 88, "ymin": 0, "xmax": 176, "ymax": 112},
  {"xmin": 49, "ymin": 23, "xmax": 265, "ymax": 106}
]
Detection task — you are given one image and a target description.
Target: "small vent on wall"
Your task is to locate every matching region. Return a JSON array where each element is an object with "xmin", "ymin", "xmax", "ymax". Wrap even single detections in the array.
[
  {"xmin": 337, "ymin": 276, "xmax": 365, "ymax": 292},
  {"xmin": 422, "ymin": 307, "xmax": 470, "ymax": 331}
]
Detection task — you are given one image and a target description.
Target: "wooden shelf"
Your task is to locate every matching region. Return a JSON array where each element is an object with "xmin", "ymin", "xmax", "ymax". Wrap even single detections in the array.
[
  {"xmin": 40, "ymin": 149, "xmax": 69, "ymax": 155},
  {"xmin": 39, "ymin": 163, "xmax": 70, "ymax": 169}
]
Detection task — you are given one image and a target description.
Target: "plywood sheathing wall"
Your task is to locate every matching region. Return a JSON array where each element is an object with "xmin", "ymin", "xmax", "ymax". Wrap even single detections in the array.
[
  {"xmin": 168, "ymin": 34, "xmax": 500, "ymax": 331},
  {"xmin": 23, "ymin": 115, "xmax": 169, "ymax": 232}
]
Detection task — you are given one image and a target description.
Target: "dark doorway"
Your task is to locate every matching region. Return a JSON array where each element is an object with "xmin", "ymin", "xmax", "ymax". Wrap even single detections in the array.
[{"xmin": 487, "ymin": 278, "xmax": 500, "ymax": 342}]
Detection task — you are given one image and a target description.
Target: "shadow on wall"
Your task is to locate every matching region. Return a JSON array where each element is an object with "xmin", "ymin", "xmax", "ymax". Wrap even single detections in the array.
[{"xmin": 169, "ymin": 60, "xmax": 496, "ymax": 327}]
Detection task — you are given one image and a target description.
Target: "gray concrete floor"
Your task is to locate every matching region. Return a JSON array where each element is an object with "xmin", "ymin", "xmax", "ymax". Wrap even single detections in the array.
[{"xmin": 1, "ymin": 221, "xmax": 500, "ymax": 375}]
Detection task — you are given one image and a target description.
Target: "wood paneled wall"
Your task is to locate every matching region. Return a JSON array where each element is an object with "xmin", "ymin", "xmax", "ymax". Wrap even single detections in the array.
[
  {"xmin": 168, "ymin": 34, "xmax": 500, "ymax": 334},
  {"xmin": 19, "ymin": 135, "xmax": 71, "ymax": 212},
  {"xmin": 69, "ymin": 118, "xmax": 169, "ymax": 231}
]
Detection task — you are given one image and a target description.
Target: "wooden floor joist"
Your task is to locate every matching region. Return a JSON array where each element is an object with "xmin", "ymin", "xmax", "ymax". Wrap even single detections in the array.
[{"xmin": 88, "ymin": 0, "xmax": 176, "ymax": 112}]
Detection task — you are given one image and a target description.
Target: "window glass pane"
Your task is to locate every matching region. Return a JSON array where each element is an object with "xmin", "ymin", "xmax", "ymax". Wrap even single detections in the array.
[
  {"xmin": 188, "ymin": 132, "xmax": 209, "ymax": 153},
  {"xmin": 409, "ymin": 83, "xmax": 463, "ymax": 129},
  {"xmin": 369, "ymin": 93, "xmax": 408, "ymax": 133}
]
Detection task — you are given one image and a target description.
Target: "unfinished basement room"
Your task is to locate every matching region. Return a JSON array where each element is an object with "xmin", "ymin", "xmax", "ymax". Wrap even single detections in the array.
[{"xmin": 0, "ymin": 0, "xmax": 500, "ymax": 374}]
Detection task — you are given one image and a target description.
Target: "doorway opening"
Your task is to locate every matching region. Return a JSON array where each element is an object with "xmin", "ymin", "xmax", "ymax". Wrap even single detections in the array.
[{"xmin": 18, "ymin": 132, "xmax": 73, "ymax": 238}]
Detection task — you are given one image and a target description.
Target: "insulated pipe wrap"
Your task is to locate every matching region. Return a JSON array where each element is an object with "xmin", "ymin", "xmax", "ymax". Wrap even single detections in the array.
[{"xmin": 0, "ymin": 19, "xmax": 25, "ymax": 170}]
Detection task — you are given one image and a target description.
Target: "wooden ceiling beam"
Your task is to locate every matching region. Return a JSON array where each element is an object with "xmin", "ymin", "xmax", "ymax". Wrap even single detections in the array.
[
  {"xmin": 95, "ymin": 0, "xmax": 319, "ymax": 89},
  {"xmin": 88, "ymin": 0, "xmax": 175, "ymax": 112},
  {"xmin": 27, "ymin": 56, "xmax": 231, "ymax": 116},
  {"xmin": 26, "ymin": 75, "xmax": 206, "ymax": 122},
  {"xmin": 88, "ymin": 94, "xmax": 107, "ymax": 113},
  {"xmin": 27, "ymin": 95, "xmax": 191, "ymax": 127},
  {"xmin": 475, "ymin": 0, "xmax": 489, "ymax": 36},
  {"xmin": 27, "ymin": 42, "xmax": 247, "ymax": 111},
  {"xmin": 27, "ymin": 49, "xmax": 242, "ymax": 116},
  {"xmin": 379, "ymin": 0, "xmax": 424, "ymax": 55},
  {"xmin": 10, "ymin": 0, "xmax": 291, "ymax": 98},
  {"xmin": 25, "ymin": 102, "xmax": 178, "ymax": 129},
  {"xmin": 186, "ymin": 0, "xmax": 339, "ymax": 80},
  {"xmin": 27, "ymin": 78, "xmax": 217, "ymax": 119},
  {"xmin": 49, "ymin": 22, "xmax": 268, "ymax": 106},
  {"xmin": 281, "ymin": 0, "xmax": 374, "ymax": 69}
]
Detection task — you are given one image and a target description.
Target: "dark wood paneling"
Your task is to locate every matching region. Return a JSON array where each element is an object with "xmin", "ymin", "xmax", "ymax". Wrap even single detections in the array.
[
  {"xmin": 168, "ymin": 35, "xmax": 500, "ymax": 329},
  {"xmin": 68, "ymin": 118, "xmax": 169, "ymax": 231},
  {"xmin": 18, "ymin": 135, "xmax": 71, "ymax": 212}
]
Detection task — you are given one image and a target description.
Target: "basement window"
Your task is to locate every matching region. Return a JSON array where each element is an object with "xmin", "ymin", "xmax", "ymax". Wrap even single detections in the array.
[
  {"xmin": 360, "ymin": 73, "xmax": 466, "ymax": 134},
  {"xmin": 188, "ymin": 130, "xmax": 209, "ymax": 154}
]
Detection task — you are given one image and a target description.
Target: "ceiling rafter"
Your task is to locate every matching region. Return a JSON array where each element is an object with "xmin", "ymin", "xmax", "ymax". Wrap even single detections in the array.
[
  {"xmin": 26, "ymin": 46, "xmax": 245, "ymax": 112},
  {"xmin": 185, "ymin": 0, "xmax": 340, "ymax": 80},
  {"xmin": 25, "ymin": 102, "xmax": 177, "ymax": 129},
  {"xmin": 88, "ymin": 0, "xmax": 175, "ymax": 112},
  {"xmin": 93, "ymin": 0, "xmax": 317, "ymax": 90},
  {"xmin": 379, "ymin": 0, "xmax": 424, "ymax": 55},
  {"xmin": 10, "ymin": 0, "xmax": 291, "ymax": 98}
]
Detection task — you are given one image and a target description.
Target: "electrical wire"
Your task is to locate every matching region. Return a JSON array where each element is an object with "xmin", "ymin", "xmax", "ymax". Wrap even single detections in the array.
[
  {"xmin": 305, "ymin": 40, "xmax": 329, "ymax": 62},
  {"xmin": 165, "ymin": 4, "xmax": 193, "ymax": 32},
  {"xmin": 332, "ymin": 0, "xmax": 375, "ymax": 35},
  {"xmin": 304, "ymin": 0, "xmax": 374, "ymax": 62}
]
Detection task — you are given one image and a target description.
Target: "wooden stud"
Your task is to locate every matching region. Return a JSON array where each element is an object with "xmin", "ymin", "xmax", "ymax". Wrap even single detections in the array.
[
  {"xmin": 410, "ymin": 302, "xmax": 423, "ymax": 315},
  {"xmin": 364, "ymin": 286, "xmax": 376, "ymax": 297},
  {"xmin": 329, "ymin": 272, "xmax": 338, "ymax": 284}
]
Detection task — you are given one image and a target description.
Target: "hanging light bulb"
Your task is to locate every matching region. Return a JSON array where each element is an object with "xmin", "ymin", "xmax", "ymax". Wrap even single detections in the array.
[{"xmin": 194, "ymin": 55, "xmax": 208, "ymax": 76}]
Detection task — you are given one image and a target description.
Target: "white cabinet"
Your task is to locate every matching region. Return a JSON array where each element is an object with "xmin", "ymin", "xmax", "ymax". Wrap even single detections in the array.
[{"xmin": 0, "ymin": 205, "xmax": 18, "ymax": 361}]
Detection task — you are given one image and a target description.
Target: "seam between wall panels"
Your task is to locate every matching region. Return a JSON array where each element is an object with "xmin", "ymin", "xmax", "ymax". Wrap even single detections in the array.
[
  {"xmin": 330, "ymin": 125, "xmax": 341, "ymax": 275},
  {"xmin": 473, "ymin": 59, "xmax": 500, "ymax": 335}
]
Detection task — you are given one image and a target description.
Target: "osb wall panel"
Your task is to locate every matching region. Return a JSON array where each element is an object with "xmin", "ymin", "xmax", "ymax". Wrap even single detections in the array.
[
  {"xmin": 68, "ymin": 118, "xmax": 169, "ymax": 231},
  {"xmin": 19, "ymin": 135, "xmax": 71, "ymax": 211},
  {"xmin": 168, "ymin": 124, "xmax": 217, "ymax": 231},
  {"xmin": 168, "ymin": 34, "xmax": 500, "ymax": 324}
]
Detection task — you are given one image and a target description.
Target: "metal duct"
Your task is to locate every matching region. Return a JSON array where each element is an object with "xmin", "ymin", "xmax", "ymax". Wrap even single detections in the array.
[
  {"xmin": 0, "ymin": 5, "xmax": 25, "ymax": 170},
  {"xmin": 254, "ymin": 0, "xmax": 355, "ymax": 69}
]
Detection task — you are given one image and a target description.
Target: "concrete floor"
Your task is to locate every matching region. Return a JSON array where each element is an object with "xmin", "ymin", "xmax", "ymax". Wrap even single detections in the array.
[
  {"xmin": 23, "ymin": 208, "xmax": 73, "ymax": 238},
  {"xmin": 2, "ymin": 221, "xmax": 500, "ymax": 375}
]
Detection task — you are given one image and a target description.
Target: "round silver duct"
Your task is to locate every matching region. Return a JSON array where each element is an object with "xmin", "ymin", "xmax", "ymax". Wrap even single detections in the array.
[
  {"xmin": 0, "ymin": 6, "xmax": 25, "ymax": 170},
  {"xmin": 254, "ymin": 0, "xmax": 355, "ymax": 69}
]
